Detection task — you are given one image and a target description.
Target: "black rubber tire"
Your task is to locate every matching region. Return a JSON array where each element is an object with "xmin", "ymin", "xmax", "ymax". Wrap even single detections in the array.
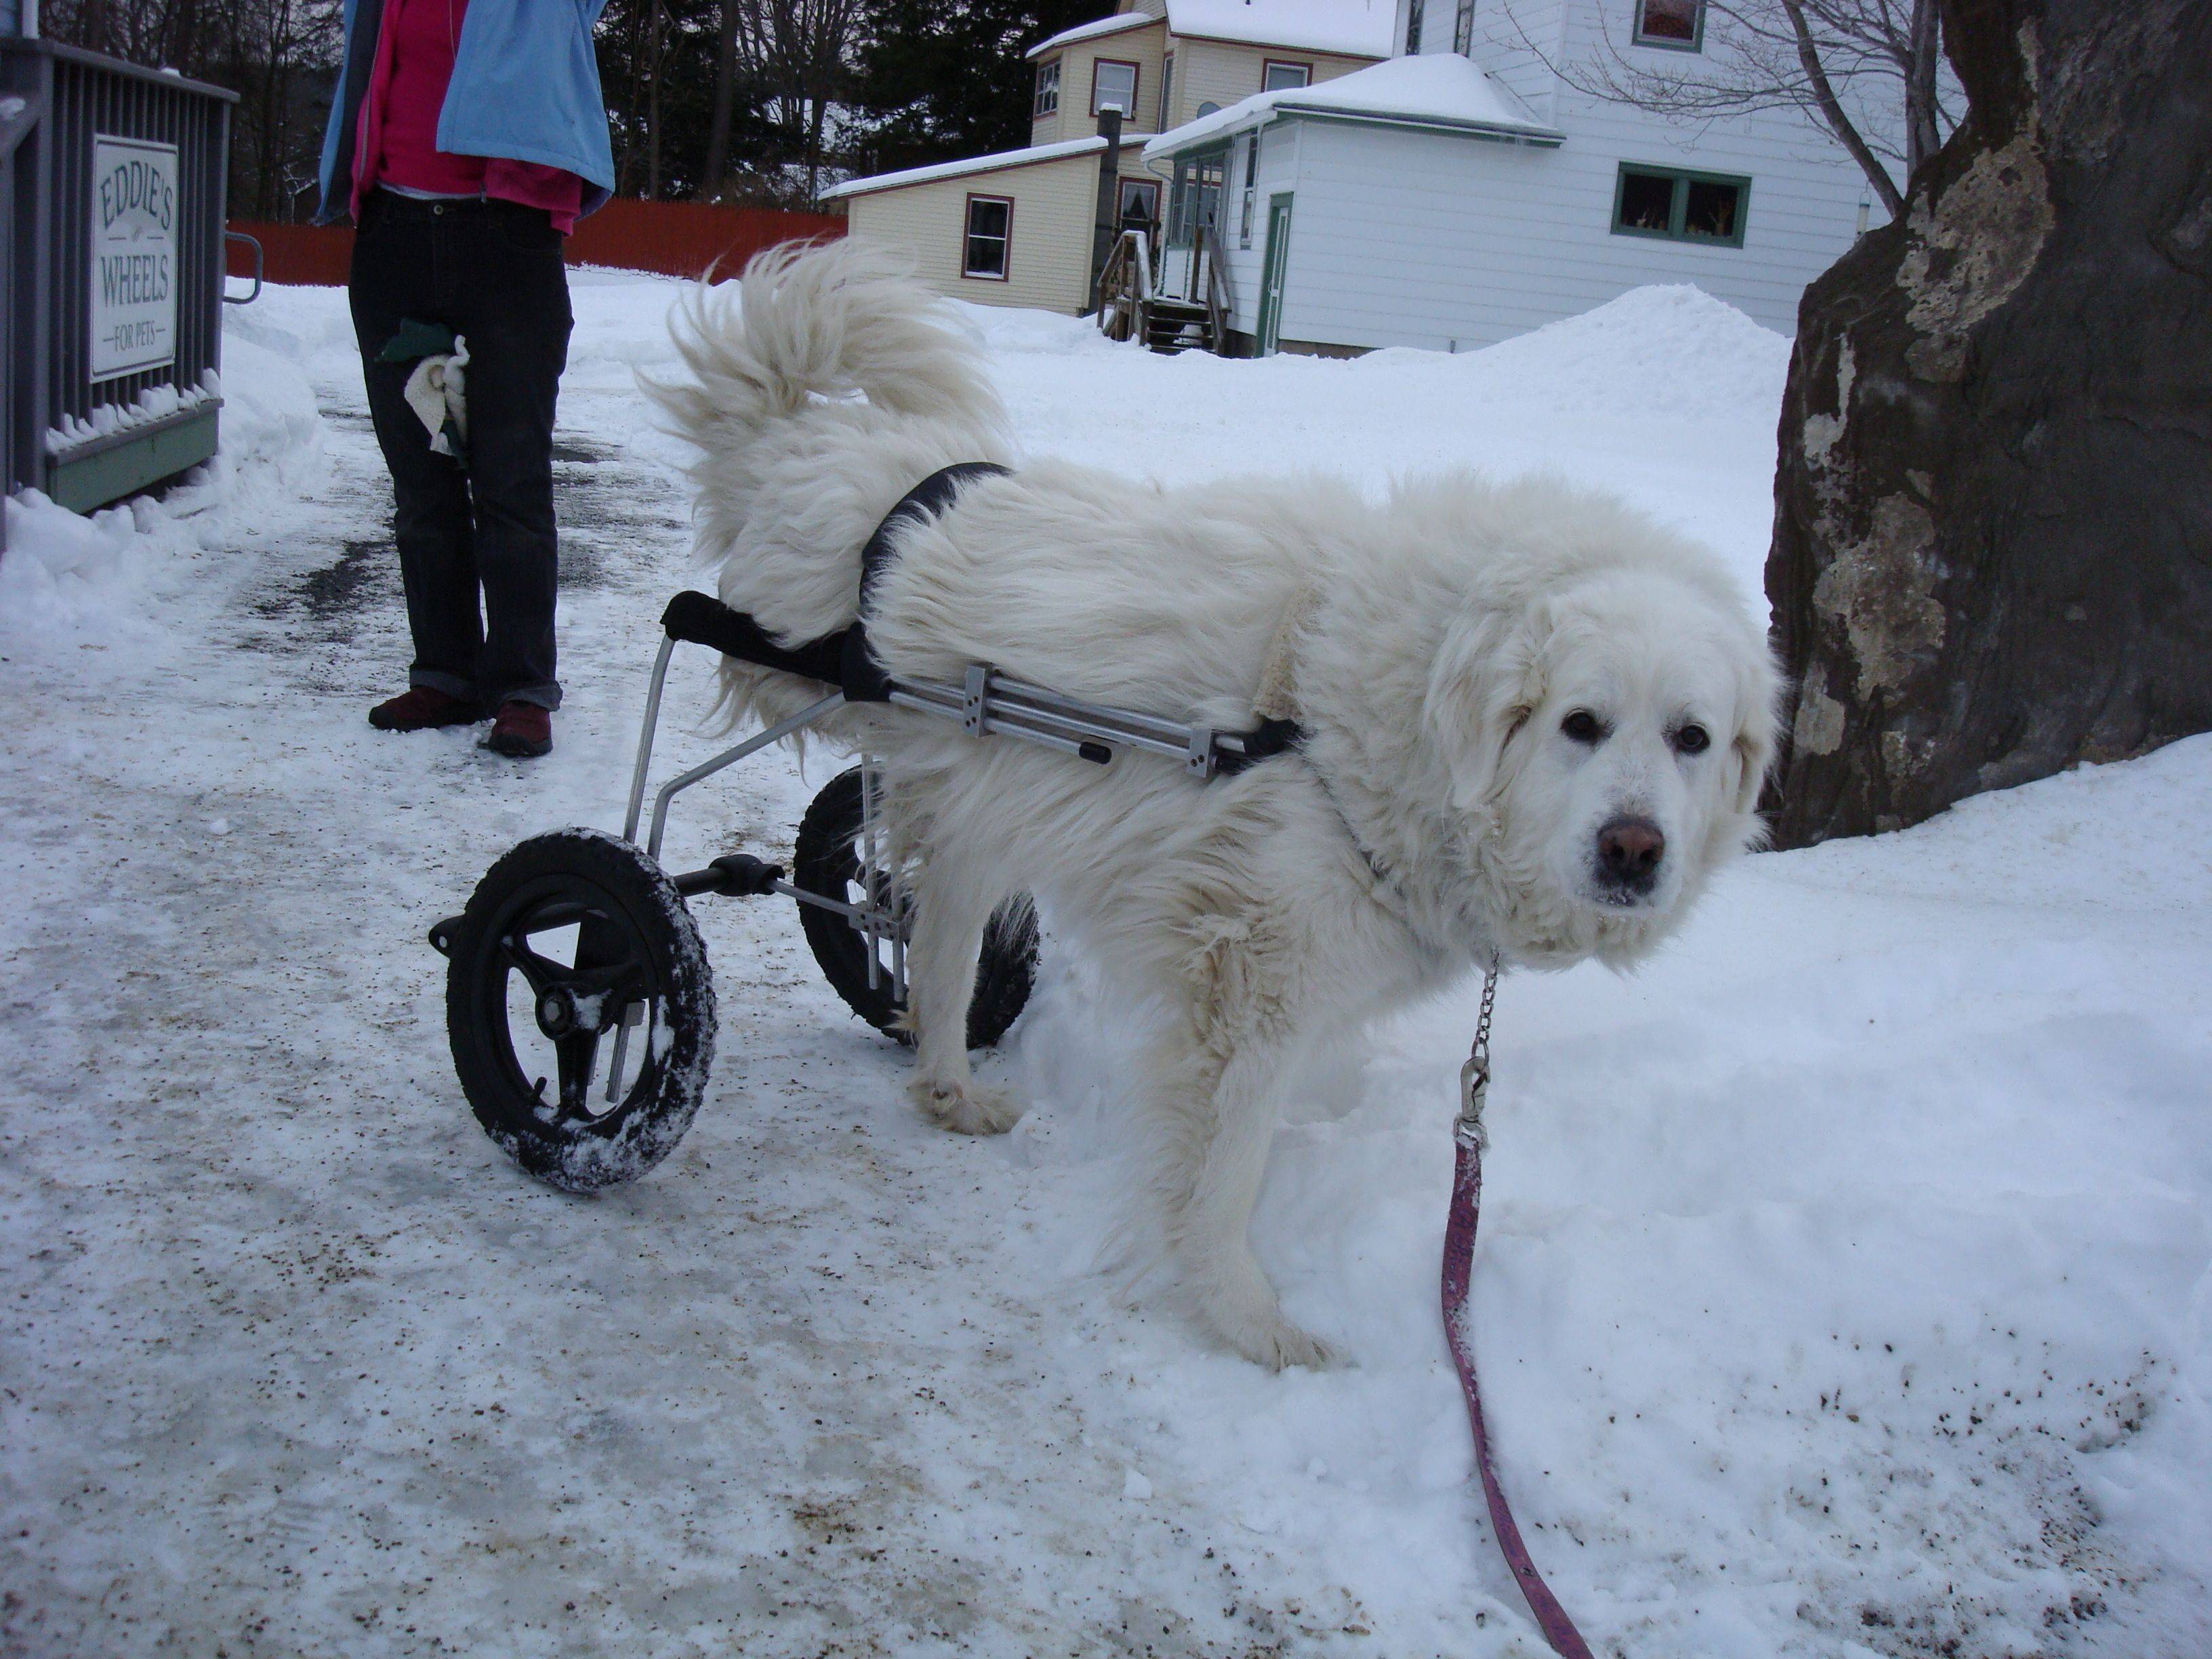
[
  {"xmin": 792, "ymin": 768, "xmax": 1038, "ymax": 1048},
  {"xmin": 445, "ymin": 828, "xmax": 714, "ymax": 1192}
]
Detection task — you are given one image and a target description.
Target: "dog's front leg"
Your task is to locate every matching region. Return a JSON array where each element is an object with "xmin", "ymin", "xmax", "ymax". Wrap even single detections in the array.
[
  {"xmin": 902, "ymin": 860, "xmax": 1022, "ymax": 1136},
  {"xmin": 1154, "ymin": 1023, "xmax": 1337, "ymax": 1371}
]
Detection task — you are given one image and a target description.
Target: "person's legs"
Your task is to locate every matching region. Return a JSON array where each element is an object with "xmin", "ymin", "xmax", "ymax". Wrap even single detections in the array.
[
  {"xmin": 445, "ymin": 201, "xmax": 571, "ymax": 715},
  {"xmin": 348, "ymin": 194, "xmax": 484, "ymax": 709}
]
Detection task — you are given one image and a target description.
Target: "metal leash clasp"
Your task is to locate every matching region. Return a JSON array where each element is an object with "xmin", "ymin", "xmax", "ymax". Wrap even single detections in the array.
[{"xmin": 1455, "ymin": 961, "xmax": 1500, "ymax": 1152}]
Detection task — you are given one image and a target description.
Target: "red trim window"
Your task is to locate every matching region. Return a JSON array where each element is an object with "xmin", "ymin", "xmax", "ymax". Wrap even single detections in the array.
[
  {"xmin": 1117, "ymin": 177, "xmax": 1160, "ymax": 229},
  {"xmin": 1261, "ymin": 60, "xmax": 1312, "ymax": 92},
  {"xmin": 963, "ymin": 193, "xmax": 1013, "ymax": 280},
  {"xmin": 1091, "ymin": 58, "xmax": 1140, "ymax": 117}
]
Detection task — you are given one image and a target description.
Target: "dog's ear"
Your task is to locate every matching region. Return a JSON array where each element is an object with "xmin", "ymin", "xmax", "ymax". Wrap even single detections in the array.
[
  {"xmin": 1425, "ymin": 602, "xmax": 1549, "ymax": 817},
  {"xmin": 1723, "ymin": 647, "xmax": 1784, "ymax": 821}
]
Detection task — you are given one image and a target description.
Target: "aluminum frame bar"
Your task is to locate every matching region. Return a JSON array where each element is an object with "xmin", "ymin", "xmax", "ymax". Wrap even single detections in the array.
[{"xmin": 646, "ymin": 693, "xmax": 848, "ymax": 861}]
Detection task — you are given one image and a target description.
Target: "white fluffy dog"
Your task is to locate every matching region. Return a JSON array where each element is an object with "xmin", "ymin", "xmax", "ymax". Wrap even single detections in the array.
[{"xmin": 655, "ymin": 244, "xmax": 1779, "ymax": 1368}]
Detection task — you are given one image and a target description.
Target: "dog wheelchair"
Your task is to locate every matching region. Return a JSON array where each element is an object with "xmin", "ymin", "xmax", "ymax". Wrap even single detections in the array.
[{"xmin": 430, "ymin": 467, "xmax": 1300, "ymax": 1191}]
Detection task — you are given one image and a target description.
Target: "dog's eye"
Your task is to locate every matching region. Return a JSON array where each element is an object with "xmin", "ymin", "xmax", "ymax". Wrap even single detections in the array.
[
  {"xmin": 1674, "ymin": 723, "xmax": 1711, "ymax": 755},
  {"xmin": 1560, "ymin": 710, "xmax": 1603, "ymax": 745}
]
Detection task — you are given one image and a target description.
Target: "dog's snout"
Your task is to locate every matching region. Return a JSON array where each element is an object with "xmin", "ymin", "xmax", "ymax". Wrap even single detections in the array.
[{"xmin": 1595, "ymin": 816, "xmax": 1665, "ymax": 892}]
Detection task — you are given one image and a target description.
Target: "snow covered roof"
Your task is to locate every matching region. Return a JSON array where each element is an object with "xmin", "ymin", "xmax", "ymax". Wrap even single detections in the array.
[
  {"xmin": 1025, "ymin": 12, "xmax": 1160, "ymax": 59},
  {"xmin": 821, "ymin": 138, "xmax": 1108, "ymax": 202},
  {"xmin": 1029, "ymin": 3, "xmax": 1394, "ymax": 63},
  {"xmin": 1164, "ymin": 0, "xmax": 1396, "ymax": 57},
  {"xmin": 1143, "ymin": 51, "xmax": 1561, "ymax": 159}
]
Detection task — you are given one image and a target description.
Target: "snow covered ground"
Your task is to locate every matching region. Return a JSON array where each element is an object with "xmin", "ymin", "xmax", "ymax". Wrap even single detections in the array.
[{"xmin": 1, "ymin": 271, "xmax": 2206, "ymax": 1658}]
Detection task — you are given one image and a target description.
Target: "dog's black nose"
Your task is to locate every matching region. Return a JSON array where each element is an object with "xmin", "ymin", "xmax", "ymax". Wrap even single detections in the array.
[{"xmin": 1595, "ymin": 817, "xmax": 1665, "ymax": 892}]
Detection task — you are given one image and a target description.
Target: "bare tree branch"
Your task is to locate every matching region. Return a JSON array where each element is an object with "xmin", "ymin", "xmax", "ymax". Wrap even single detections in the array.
[
  {"xmin": 1496, "ymin": 0, "xmax": 1960, "ymax": 213},
  {"xmin": 1783, "ymin": 0, "xmax": 1904, "ymax": 215}
]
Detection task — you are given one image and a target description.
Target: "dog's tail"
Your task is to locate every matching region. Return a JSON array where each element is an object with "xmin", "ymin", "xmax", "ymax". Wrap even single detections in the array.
[
  {"xmin": 647, "ymin": 238, "xmax": 1010, "ymax": 742},
  {"xmin": 653, "ymin": 237, "xmax": 1006, "ymax": 470}
]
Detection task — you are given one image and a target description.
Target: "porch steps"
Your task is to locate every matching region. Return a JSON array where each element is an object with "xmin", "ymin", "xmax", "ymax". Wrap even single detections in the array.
[{"xmin": 1143, "ymin": 298, "xmax": 1216, "ymax": 355}]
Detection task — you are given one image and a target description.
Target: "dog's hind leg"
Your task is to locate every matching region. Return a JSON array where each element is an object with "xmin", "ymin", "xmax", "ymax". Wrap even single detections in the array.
[{"xmin": 902, "ymin": 859, "xmax": 1023, "ymax": 1136}]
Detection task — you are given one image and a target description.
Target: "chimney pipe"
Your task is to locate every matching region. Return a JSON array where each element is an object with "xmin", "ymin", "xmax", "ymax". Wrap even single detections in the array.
[{"xmin": 1090, "ymin": 106, "xmax": 1125, "ymax": 314}]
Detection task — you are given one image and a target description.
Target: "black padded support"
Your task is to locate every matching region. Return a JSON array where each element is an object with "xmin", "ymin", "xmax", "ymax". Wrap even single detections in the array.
[{"xmin": 659, "ymin": 590, "xmax": 851, "ymax": 687}]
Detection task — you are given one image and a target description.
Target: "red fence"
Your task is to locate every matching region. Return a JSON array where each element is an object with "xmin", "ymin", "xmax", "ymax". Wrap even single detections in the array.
[{"xmin": 226, "ymin": 198, "xmax": 845, "ymax": 289}]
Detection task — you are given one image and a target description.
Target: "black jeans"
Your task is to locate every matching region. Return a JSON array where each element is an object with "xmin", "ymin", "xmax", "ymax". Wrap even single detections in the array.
[{"xmin": 348, "ymin": 190, "xmax": 573, "ymax": 710}]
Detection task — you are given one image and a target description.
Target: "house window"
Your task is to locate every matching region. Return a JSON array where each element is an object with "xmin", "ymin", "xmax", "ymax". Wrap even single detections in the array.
[
  {"xmin": 963, "ymin": 194, "xmax": 1012, "ymax": 279},
  {"xmin": 1092, "ymin": 58, "xmax": 1139, "ymax": 117},
  {"xmin": 1453, "ymin": 0, "xmax": 1475, "ymax": 53},
  {"xmin": 1034, "ymin": 58, "xmax": 1060, "ymax": 117},
  {"xmin": 1195, "ymin": 100, "xmax": 1221, "ymax": 117},
  {"xmin": 1166, "ymin": 148, "xmax": 1227, "ymax": 245},
  {"xmin": 1262, "ymin": 60, "xmax": 1311, "ymax": 92},
  {"xmin": 1118, "ymin": 177, "xmax": 1160, "ymax": 230},
  {"xmin": 1633, "ymin": 0, "xmax": 1704, "ymax": 49},
  {"xmin": 1405, "ymin": 0, "xmax": 1425, "ymax": 54},
  {"xmin": 1161, "ymin": 53, "xmax": 1174, "ymax": 124},
  {"xmin": 1610, "ymin": 164, "xmax": 1748, "ymax": 245}
]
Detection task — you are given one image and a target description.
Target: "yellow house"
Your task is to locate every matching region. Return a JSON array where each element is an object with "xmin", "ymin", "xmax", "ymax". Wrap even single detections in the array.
[
  {"xmin": 825, "ymin": 0, "xmax": 1393, "ymax": 316},
  {"xmin": 821, "ymin": 138, "xmax": 1118, "ymax": 316},
  {"xmin": 1028, "ymin": 0, "xmax": 1393, "ymax": 151}
]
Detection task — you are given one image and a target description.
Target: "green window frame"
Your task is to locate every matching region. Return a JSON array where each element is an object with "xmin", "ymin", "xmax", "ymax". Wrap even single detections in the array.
[{"xmin": 1610, "ymin": 163, "xmax": 1750, "ymax": 247}]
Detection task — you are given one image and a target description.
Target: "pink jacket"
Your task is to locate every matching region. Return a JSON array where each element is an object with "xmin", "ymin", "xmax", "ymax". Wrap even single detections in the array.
[{"xmin": 352, "ymin": 0, "xmax": 584, "ymax": 233}]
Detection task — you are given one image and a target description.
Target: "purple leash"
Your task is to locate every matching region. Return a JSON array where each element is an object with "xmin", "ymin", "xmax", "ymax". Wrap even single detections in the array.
[{"xmin": 1442, "ymin": 967, "xmax": 1596, "ymax": 1659}]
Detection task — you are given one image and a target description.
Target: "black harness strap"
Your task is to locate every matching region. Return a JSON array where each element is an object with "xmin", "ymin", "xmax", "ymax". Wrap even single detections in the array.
[
  {"xmin": 842, "ymin": 462, "xmax": 1012, "ymax": 703},
  {"xmin": 1212, "ymin": 714, "xmax": 1305, "ymax": 776}
]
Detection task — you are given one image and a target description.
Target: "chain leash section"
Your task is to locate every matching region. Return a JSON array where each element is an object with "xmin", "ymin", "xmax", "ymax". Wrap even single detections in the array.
[{"xmin": 1456, "ymin": 962, "xmax": 1499, "ymax": 1152}]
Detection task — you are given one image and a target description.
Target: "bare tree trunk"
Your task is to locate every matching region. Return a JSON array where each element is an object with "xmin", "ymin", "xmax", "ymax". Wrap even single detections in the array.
[
  {"xmin": 255, "ymin": 0, "xmax": 293, "ymax": 220},
  {"xmin": 1903, "ymin": 0, "xmax": 1941, "ymax": 174},
  {"xmin": 646, "ymin": 0, "xmax": 664, "ymax": 200},
  {"xmin": 806, "ymin": 91, "xmax": 824, "ymax": 203},
  {"xmin": 702, "ymin": 1, "xmax": 741, "ymax": 201},
  {"xmin": 1763, "ymin": 0, "xmax": 2212, "ymax": 845}
]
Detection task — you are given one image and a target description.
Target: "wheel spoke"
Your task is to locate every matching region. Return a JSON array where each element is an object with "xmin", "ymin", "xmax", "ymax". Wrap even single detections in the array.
[
  {"xmin": 554, "ymin": 1031, "xmax": 601, "ymax": 1120},
  {"xmin": 500, "ymin": 934, "xmax": 651, "ymax": 1014},
  {"xmin": 499, "ymin": 942, "xmax": 571, "ymax": 995}
]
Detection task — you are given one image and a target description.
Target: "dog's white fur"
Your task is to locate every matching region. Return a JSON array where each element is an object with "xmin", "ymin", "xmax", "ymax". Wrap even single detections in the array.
[{"xmin": 654, "ymin": 244, "xmax": 1780, "ymax": 1368}]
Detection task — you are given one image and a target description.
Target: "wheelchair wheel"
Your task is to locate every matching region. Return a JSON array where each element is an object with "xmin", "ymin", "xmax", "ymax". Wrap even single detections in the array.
[
  {"xmin": 441, "ymin": 829, "xmax": 714, "ymax": 1191},
  {"xmin": 792, "ymin": 768, "xmax": 1038, "ymax": 1048}
]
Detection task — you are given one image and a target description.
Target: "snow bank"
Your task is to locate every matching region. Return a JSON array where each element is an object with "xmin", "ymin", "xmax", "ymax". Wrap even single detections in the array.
[
  {"xmin": 974, "ymin": 281, "xmax": 1790, "ymax": 598},
  {"xmin": 1370, "ymin": 283, "xmax": 1792, "ymax": 423},
  {"xmin": 1012, "ymin": 735, "xmax": 2212, "ymax": 1655},
  {"xmin": 0, "ymin": 320, "xmax": 323, "ymax": 647}
]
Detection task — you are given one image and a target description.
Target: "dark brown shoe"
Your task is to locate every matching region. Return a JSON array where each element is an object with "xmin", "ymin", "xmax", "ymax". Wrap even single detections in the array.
[
  {"xmin": 483, "ymin": 700, "xmax": 552, "ymax": 758},
  {"xmin": 369, "ymin": 687, "xmax": 483, "ymax": 731}
]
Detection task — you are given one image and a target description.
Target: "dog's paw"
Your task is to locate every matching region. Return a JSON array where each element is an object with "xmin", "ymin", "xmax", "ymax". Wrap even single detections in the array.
[
  {"xmin": 909, "ymin": 1076, "xmax": 1023, "ymax": 1136},
  {"xmin": 1224, "ymin": 1313, "xmax": 1343, "ymax": 1372}
]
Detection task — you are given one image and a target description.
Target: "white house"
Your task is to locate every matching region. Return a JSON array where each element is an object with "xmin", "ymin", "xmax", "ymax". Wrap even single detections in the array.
[
  {"xmin": 1139, "ymin": 0, "xmax": 1897, "ymax": 355},
  {"xmin": 823, "ymin": 0, "xmax": 1395, "ymax": 314}
]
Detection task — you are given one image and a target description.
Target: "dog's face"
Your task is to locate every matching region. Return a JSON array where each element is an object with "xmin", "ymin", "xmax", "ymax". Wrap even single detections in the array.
[{"xmin": 1427, "ymin": 568, "xmax": 1778, "ymax": 964}]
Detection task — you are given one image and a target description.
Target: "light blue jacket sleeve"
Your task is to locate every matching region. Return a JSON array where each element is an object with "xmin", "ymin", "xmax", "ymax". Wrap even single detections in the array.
[
  {"xmin": 316, "ymin": 0, "xmax": 616, "ymax": 224},
  {"xmin": 438, "ymin": 0, "xmax": 617, "ymax": 208}
]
